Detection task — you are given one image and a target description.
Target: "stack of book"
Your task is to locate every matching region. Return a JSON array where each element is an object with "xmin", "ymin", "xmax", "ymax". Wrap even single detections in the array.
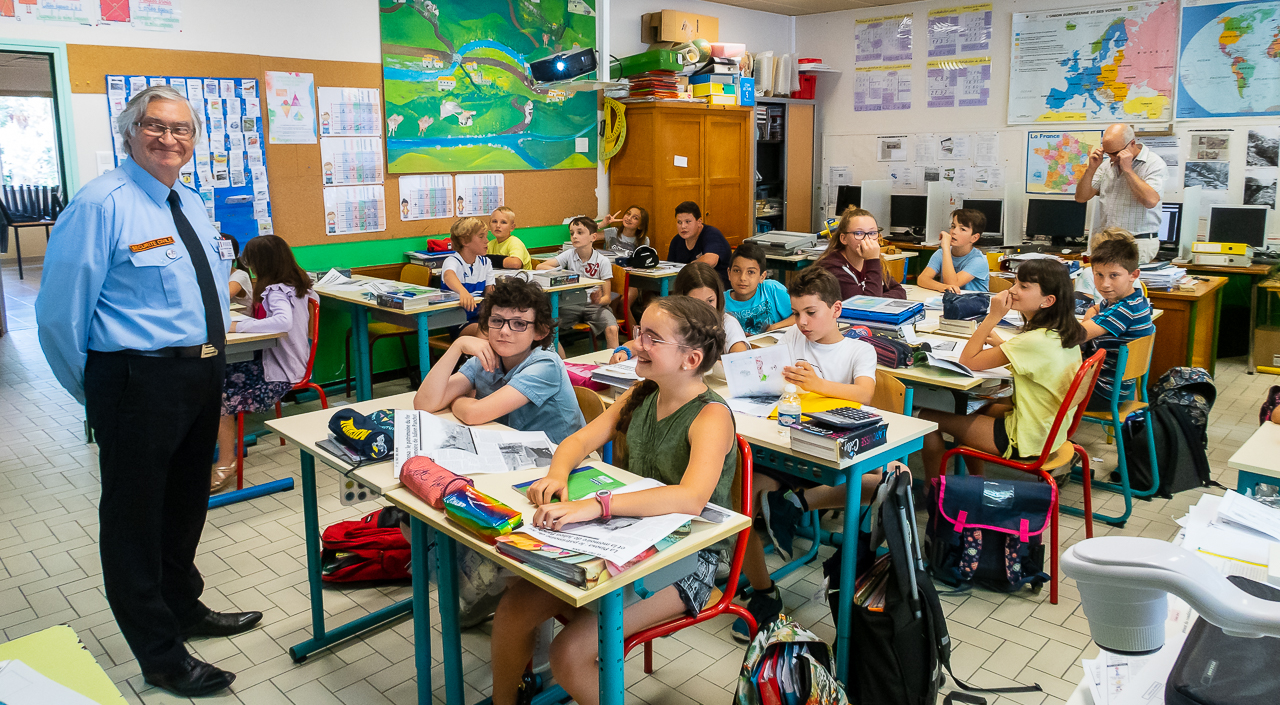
[
  {"xmin": 839, "ymin": 295, "xmax": 925, "ymax": 327},
  {"xmin": 788, "ymin": 416, "xmax": 889, "ymax": 462},
  {"xmin": 690, "ymin": 74, "xmax": 737, "ymax": 106},
  {"xmin": 627, "ymin": 70, "xmax": 681, "ymax": 100},
  {"xmin": 374, "ymin": 285, "xmax": 459, "ymax": 310},
  {"xmin": 1138, "ymin": 261, "xmax": 1186, "ymax": 289},
  {"xmin": 590, "ymin": 358, "xmax": 641, "ymax": 390}
]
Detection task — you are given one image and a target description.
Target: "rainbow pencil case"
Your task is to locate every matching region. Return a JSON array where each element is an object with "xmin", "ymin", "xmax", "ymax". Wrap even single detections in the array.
[{"xmin": 443, "ymin": 484, "xmax": 523, "ymax": 542}]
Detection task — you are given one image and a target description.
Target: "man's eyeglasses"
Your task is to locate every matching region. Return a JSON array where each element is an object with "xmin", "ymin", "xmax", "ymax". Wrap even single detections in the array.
[
  {"xmin": 1105, "ymin": 140, "xmax": 1135, "ymax": 157},
  {"xmin": 135, "ymin": 121, "xmax": 196, "ymax": 140},
  {"xmin": 487, "ymin": 316, "xmax": 534, "ymax": 332},
  {"xmin": 843, "ymin": 228, "xmax": 883, "ymax": 240},
  {"xmin": 632, "ymin": 326, "xmax": 689, "ymax": 351}
]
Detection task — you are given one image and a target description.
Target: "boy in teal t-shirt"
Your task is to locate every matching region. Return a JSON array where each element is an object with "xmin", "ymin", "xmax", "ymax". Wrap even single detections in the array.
[
  {"xmin": 918, "ymin": 208, "xmax": 990, "ymax": 293},
  {"xmin": 724, "ymin": 242, "xmax": 795, "ymax": 335}
]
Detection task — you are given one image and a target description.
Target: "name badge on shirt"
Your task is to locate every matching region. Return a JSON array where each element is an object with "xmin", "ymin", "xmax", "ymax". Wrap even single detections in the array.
[
  {"xmin": 129, "ymin": 236, "xmax": 175, "ymax": 253},
  {"xmin": 218, "ymin": 238, "xmax": 235, "ymax": 260}
]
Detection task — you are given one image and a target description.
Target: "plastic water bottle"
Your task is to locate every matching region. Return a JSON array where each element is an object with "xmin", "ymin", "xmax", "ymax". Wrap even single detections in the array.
[{"xmin": 778, "ymin": 383, "xmax": 802, "ymax": 429}]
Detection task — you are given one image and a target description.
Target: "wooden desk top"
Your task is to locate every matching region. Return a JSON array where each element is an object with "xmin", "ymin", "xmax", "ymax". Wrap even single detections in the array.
[
  {"xmin": 1183, "ymin": 262, "xmax": 1276, "ymax": 277},
  {"xmin": 227, "ymin": 311, "xmax": 286, "ymax": 346},
  {"xmin": 383, "ymin": 465, "xmax": 749, "ymax": 608},
  {"xmin": 1227, "ymin": 422, "xmax": 1280, "ymax": 481},
  {"xmin": 317, "ymin": 274, "xmax": 603, "ymax": 312},
  {"xmin": 1145, "ymin": 275, "xmax": 1228, "ymax": 300}
]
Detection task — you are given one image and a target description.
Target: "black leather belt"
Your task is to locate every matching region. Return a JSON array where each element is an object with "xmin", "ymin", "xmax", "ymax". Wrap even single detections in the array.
[
  {"xmin": 111, "ymin": 344, "xmax": 221, "ymax": 359},
  {"xmin": 1132, "ymin": 232, "xmax": 1157, "ymax": 239}
]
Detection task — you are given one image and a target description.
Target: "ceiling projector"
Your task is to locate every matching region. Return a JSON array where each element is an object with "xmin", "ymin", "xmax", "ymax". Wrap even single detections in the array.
[{"xmin": 529, "ymin": 48, "xmax": 597, "ymax": 83}]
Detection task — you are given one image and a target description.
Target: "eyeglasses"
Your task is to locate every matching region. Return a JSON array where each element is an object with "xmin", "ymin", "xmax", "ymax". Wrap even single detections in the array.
[
  {"xmin": 632, "ymin": 326, "xmax": 689, "ymax": 351},
  {"xmin": 487, "ymin": 316, "xmax": 534, "ymax": 332},
  {"xmin": 843, "ymin": 228, "xmax": 883, "ymax": 240},
  {"xmin": 1105, "ymin": 140, "xmax": 1135, "ymax": 157},
  {"xmin": 134, "ymin": 121, "xmax": 196, "ymax": 140}
]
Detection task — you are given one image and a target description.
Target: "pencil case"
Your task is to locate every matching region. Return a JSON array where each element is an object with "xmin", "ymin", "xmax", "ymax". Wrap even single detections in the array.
[
  {"xmin": 401, "ymin": 455, "xmax": 473, "ymax": 510},
  {"xmin": 444, "ymin": 484, "xmax": 523, "ymax": 543}
]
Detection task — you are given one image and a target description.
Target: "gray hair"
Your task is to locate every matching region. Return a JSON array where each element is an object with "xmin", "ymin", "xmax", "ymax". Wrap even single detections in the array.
[
  {"xmin": 1120, "ymin": 124, "xmax": 1135, "ymax": 144},
  {"xmin": 115, "ymin": 85, "xmax": 203, "ymax": 155}
]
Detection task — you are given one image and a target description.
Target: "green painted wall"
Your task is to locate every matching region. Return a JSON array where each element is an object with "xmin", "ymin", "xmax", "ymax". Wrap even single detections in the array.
[{"xmin": 301, "ymin": 223, "xmax": 570, "ymax": 387}]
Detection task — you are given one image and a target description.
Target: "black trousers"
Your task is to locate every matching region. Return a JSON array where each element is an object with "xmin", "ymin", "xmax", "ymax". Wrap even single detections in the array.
[{"xmin": 85, "ymin": 350, "xmax": 224, "ymax": 672}]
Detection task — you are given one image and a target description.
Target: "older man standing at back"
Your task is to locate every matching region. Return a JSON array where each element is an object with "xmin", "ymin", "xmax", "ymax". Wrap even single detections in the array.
[
  {"xmin": 1075, "ymin": 123, "xmax": 1168, "ymax": 264},
  {"xmin": 36, "ymin": 86, "xmax": 262, "ymax": 697}
]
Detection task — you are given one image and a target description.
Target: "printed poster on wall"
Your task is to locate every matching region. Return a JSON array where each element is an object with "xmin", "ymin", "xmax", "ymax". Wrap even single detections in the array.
[
  {"xmin": 130, "ymin": 0, "xmax": 180, "ymax": 31},
  {"xmin": 854, "ymin": 65, "xmax": 912, "ymax": 112},
  {"xmin": 324, "ymin": 185, "xmax": 386, "ymax": 235},
  {"xmin": 1178, "ymin": 0, "xmax": 1280, "ymax": 118},
  {"xmin": 455, "ymin": 174, "xmax": 505, "ymax": 217},
  {"xmin": 317, "ymin": 87, "xmax": 382, "ymax": 137},
  {"xmin": 855, "ymin": 14, "xmax": 913, "ymax": 63},
  {"xmin": 927, "ymin": 4, "xmax": 992, "ymax": 57},
  {"xmin": 398, "ymin": 175, "xmax": 455, "ymax": 221},
  {"xmin": 1008, "ymin": 1, "xmax": 1176, "ymax": 124},
  {"xmin": 263, "ymin": 71, "xmax": 317, "ymax": 145},
  {"xmin": 34, "ymin": 0, "xmax": 97, "ymax": 24},
  {"xmin": 1025, "ymin": 130, "xmax": 1104, "ymax": 194},
  {"xmin": 927, "ymin": 57, "xmax": 991, "ymax": 108}
]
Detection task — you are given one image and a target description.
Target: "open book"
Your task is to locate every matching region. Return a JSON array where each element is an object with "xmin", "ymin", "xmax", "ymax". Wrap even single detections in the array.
[{"xmin": 393, "ymin": 410, "xmax": 555, "ymax": 478}]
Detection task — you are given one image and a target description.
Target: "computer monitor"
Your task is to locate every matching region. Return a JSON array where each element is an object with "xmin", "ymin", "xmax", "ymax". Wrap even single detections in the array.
[
  {"xmin": 835, "ymin": 185, "xmax": 861, "ymax": 217},
  {"xmin": 1024, "ymin": 198, "xmax": 1088, "ymax": 245},
  {"xmin": 1157, "ymin": 202, "xmax": 1182, "ymax": 247},
  {"xmin": 961, "ymin": 198, "xmax": 1003, "ymax": 236},
  {"xmin": 1207, "ymin": 205, "xmax": 1269, "ymax": 248},
  {"xmin": 889, "ymin": 194, "xmax": 928, "ymax": 233}
]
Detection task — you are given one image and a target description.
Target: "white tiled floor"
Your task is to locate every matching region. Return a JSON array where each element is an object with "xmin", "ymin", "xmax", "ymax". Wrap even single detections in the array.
[{"xmin": 0, "ymin": 259, "xmax": 1270, "ymax": 704}]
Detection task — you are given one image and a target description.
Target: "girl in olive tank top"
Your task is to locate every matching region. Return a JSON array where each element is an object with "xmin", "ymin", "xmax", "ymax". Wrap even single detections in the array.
[{"xmin": 489, "ymin": 297, "xmax": 738, "ymax": 705}]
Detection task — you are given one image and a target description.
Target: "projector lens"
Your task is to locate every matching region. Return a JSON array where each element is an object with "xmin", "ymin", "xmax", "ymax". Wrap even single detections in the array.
[{"xmin": 557, "ymin": 61, "xmax": 565, "ymax": 70}]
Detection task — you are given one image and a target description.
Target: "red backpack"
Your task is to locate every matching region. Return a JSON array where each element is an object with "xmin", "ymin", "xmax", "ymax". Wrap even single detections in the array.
[{"xmin": 320, "ymin": 507, "xmax": 411, "ymax": 583}]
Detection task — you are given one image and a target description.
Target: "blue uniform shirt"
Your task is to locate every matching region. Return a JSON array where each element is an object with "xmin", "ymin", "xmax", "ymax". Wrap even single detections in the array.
[{"xmin": 36, "ymin": 158, "xmax": 231, "ymax": 404}]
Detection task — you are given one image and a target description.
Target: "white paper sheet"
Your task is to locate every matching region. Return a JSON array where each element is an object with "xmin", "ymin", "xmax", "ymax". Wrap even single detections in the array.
[
  {"xmin": 0, "ymin": 660, "xmax": 99, "ymax": 705},
  {"xmin": 722, "ymin": 345, "xmax": 791, "ymax": 399},
  {"xmin": 518, "ymin": 478, "xmax": 697, "ymax": 565},
  {"xmin": 393, "ymin": 410, "xmax": 555, "ymax": 478},
  {"xmin": 1218, "ymin": 489, "xmax": 1280, "ymax": 542}
]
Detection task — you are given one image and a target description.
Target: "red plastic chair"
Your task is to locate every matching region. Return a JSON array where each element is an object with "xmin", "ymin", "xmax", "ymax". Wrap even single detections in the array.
[
  {"xmin": 939, "ymin": 349, "xmax": 1104, "ymax": 605},
  {"xmin": 232, "ymin": 299, "xmax": 328, "ymax": 491},
  {"xmin": 623, "ymin": 434, "xmax": 756, "ymax": 673}
]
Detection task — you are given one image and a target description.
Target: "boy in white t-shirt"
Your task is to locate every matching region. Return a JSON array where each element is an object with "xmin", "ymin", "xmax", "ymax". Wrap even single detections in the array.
[
  {"xmin": 442, "ymin": 216, "xmax": 497, "ymax": 337},
  {"xmin": 537, "ymin": 216, "xmax": 619, "ymax": 355},
  {"xmin": 734, "ymin": 266, "xmax": 884, "ymax": 643}
]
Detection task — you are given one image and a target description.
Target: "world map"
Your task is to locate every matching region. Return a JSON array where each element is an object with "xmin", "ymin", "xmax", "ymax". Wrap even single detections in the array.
[
  {"xmin": 1178, "ymin": 0, "xmax": 1280, "ymax": 118},
  {"xmin": 1026, "ymin": 131, "xmax": 1103, "ymax": 194},
  {"xmin": 1009, "ymin": 1, "xmax": 1177, "ymax": 123}
]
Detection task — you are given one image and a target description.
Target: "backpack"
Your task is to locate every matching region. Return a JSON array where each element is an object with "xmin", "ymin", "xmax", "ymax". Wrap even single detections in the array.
[
  {"xmin": 844, "ymin": 325, "xmax": 918, "ymax": 369},
  {"xmin": 926, "ymin": 476, "xmax": 1052, "ymax": 594},
  {"xmin": 320, "ymin": 507, "xmax": 412, "ymax": 583},
  {"xmin": 735, "ymin": 614, "xmax": 849, "ymax": 705},
  {"xmin": 1116, "ymin": 367, "xmax": 1220, "ymax": 498},
  {"xmin": 824, "ymin": 471, "xmax": 1041, "ymax": 705}
]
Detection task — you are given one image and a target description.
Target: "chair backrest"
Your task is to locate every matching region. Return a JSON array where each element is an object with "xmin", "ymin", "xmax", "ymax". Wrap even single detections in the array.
[
  {"xmin": 572, "ymin": 385, "xmax": 606, "ymax": 426},
  {"xmin": 989, "ymin": 275, "xmax": 1014, "ymax": 293},
  {"xmin": 871, "ymin": 369, "xmax": 906, "ymax": 415},
  {"xmin": 1031, "ymin": 349, "xmax": 1106, "ymax": 463},
  {"xmin": 881, "ymin": 256, "xmax": 906, "ymax": 283},
  {"xmin": 399, "ymin": 263, "xmax": 434, "ymax": 287},
  {"xmin": 298, "ymin": 298, "xmax": 322, "ymax": 385},
  {"xmin": 1117, "ymin": 334, "xmax": 1156, "ymax": 384},
  {"xmin": 721, "ymin": 435, "xmax": 753, "ymax": 595}
]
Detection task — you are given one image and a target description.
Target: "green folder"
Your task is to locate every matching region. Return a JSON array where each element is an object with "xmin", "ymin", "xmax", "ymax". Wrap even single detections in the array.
[{"xmin": 512, "ymin": 466, "xmax": 626, "ymax": 502}]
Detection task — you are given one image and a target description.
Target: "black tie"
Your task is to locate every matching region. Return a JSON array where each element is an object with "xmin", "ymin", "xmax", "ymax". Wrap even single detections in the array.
[{"xmin": 167, "ymin": 190, "xmax": 225, "ymax": 356}]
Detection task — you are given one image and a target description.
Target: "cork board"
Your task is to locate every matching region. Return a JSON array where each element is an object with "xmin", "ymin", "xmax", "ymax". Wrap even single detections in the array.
[{"xmin": 66, "ymin": 45, "xmax": 598, "ymax": 248}]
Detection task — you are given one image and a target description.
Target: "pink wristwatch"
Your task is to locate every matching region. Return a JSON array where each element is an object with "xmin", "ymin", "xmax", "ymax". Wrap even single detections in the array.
[{"xmin": 594, "ymin": 490, "xmax": 612, "ymax": 519}]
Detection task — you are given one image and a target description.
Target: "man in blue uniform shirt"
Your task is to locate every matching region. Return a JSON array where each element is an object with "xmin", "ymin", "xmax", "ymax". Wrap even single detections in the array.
[{"xmin": 36, "ymin": 86, "xmax": 262, "ymax": 697}]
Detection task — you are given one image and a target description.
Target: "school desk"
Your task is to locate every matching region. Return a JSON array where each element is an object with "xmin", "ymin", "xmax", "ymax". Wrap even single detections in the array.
[
  {"xmin": 381, "ymin": 464, "xmax": 749, "ymax": 705},
  {"xmin": 1228, "ymin": 421, "xmax": 1280, "ymax": 497},
  {"xmin": 264, "ymin": 391, "xmax": 516, "ymax": 662},
  {"xmin": 765, "ymin": 250, "xmax": 916, "ymax": 285},
  {"xmin": 317, "ymin": 274, "xmax": 602, "ymax": 401},
  {"xmin": 1145, "ymin": 276, "xmax": 1226, "ymax": 381},
  {"xmin": 1183, "ymin": 261, "xmax": 1276, "ymax": 375},
  {"xmin": 226, "ymin": 311, "xmax": 282, "ymax": 363},
  {"xmin": 619, "ymin": 263, "xmax": 685, "ymax": 330}
]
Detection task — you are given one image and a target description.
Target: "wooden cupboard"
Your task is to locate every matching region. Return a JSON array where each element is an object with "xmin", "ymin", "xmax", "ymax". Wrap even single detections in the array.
[
  {"xmin": 608, "ymin": 102, "xmax": 754, "ymax": 257},
  {"xmin": 754, "ymin": 99, "xmax": 815, "ymax": 235}
]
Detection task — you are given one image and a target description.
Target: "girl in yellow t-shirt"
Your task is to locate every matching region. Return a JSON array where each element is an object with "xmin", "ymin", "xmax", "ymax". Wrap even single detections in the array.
[{"xmin": 920, "ymin": 258, "xmax": 1086, "ymax": 478}]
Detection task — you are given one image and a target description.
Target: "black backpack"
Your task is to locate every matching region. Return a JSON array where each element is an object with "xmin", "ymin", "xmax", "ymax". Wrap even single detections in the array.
[
  {"xmin": 1118, "ymin": 367, "xmax": 1221, "ymax": 498},
  {"xmin": 823, "ymin": 471, "xmax": 1041, "ymax": 705}
]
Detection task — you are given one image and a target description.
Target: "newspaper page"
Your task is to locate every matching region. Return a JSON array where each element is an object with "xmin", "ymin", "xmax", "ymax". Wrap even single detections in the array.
[{"xmin": 393, "ymin": 410, "xmax": 554, "ymax": 478}]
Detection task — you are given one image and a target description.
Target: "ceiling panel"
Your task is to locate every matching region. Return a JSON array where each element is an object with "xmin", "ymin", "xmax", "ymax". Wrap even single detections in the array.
[{"xmin": 701, "ymin": 0, "xmax": 914, "ymax": 16}]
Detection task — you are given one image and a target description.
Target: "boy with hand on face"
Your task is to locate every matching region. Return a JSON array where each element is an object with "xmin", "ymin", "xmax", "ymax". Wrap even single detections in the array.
[
  {"xmin": 724, "ymin": 242, "xmax": 795, "ymax": 335},
  {"xmin": 1080, "ymin": 235, "xmax": 1154, "ymax": 411},
  {"xmin": 918, "ymin": 208, "xmax": 990, "ymax": 293},
  {"xmin": 538, "ymin": 216, "xmax": 619, "ymax": 354}
]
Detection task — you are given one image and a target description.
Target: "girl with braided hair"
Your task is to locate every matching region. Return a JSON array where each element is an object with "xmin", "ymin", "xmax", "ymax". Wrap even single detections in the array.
[{"xmin": 489, "ymin": 296, "xmax": 738, "ymax": 705}]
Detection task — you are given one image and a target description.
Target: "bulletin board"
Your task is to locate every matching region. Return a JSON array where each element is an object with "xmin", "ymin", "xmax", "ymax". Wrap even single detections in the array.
[
  {"xmin": 67, "ymin": 45, "xmax": 598, "ymax": 249},
  {"xmin": 106, "ymin": 74, "xmax": 271, "ymax": 246}
]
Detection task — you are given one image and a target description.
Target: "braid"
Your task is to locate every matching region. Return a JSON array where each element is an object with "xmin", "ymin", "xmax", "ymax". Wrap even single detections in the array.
[{"xmin": 616, "ymin": 379, "xmax": 658, "ymax": 434}]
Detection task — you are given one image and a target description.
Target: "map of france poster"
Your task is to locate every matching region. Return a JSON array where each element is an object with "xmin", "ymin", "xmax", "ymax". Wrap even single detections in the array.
[
  {"xmin": 1026, "ymin": 131, "xmax": 1103, "ymax": 194},
  {"xmin": 379, "ymin": 0, "xmax": 599, "ymax": 173},
  {"xmin": 1178, "ymin": 0, "xmax": 1280, "ymax": 118},
  {"xmin": 1008, "ymin": 1, "xmax": 1176, "ymax": 124}
]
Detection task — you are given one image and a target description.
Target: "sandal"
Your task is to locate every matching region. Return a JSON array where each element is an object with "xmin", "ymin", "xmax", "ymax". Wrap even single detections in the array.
[{"xmin": 211, "ymin": 465, "xmax": 237, "ymax": 494}]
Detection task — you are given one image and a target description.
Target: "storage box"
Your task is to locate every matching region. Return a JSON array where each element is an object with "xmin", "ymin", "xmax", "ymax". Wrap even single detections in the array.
[
  {"xmin": 612, "ymin": 49, "xmax": 682, "ymax": 79},
  {"xmin": 791, "ymin": 74, "xmax": 816, "ymax": 100},
  {"xmin": 692, "ymin": 82, "xmax": 734, "ymax": 97},
  {"xmin": 689, "ymin": 73, "xmax": 735, "ymax": 85},
  {"xmin": 702, "ymin": 94, "xmax": 737, "ymax": 106},
  {"xmin": 641, "ymin": 10, "xmax": 719, "ymax": 44},
  {"xmin": 738, "ymin": 77, "xmax": 755, "ymax": 106}
]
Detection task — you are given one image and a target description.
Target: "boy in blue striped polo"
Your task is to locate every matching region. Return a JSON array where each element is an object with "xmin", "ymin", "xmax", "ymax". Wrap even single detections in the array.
[{"xmin": 1081, "ymin": 235, "xmax": 1155, "ymax": 410}]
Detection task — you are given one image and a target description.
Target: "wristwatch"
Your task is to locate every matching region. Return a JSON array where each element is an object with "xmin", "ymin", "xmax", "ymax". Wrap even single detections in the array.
[{"xmin": 594, "ymin": 490, "xmax": 612, "ymax": 519}]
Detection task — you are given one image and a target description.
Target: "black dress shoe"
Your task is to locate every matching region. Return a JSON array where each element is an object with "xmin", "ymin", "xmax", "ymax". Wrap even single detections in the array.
[
  {"xmin": 144, "ymin": 656, "xmax": 235, "ymax": 697},
  {"xmin": 182, "ymin": 610, "xmax": 263, "ymax": 638}
]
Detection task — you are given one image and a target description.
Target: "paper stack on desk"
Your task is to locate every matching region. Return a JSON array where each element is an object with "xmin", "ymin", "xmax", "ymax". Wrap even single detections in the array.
[
  {"xmin": 591, "ymin": 358, "xmax": 641, "ymax": 389},
  {"xmin": 1137, "ymin": 262, "xmax": 1186, "ymax": 290}
]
